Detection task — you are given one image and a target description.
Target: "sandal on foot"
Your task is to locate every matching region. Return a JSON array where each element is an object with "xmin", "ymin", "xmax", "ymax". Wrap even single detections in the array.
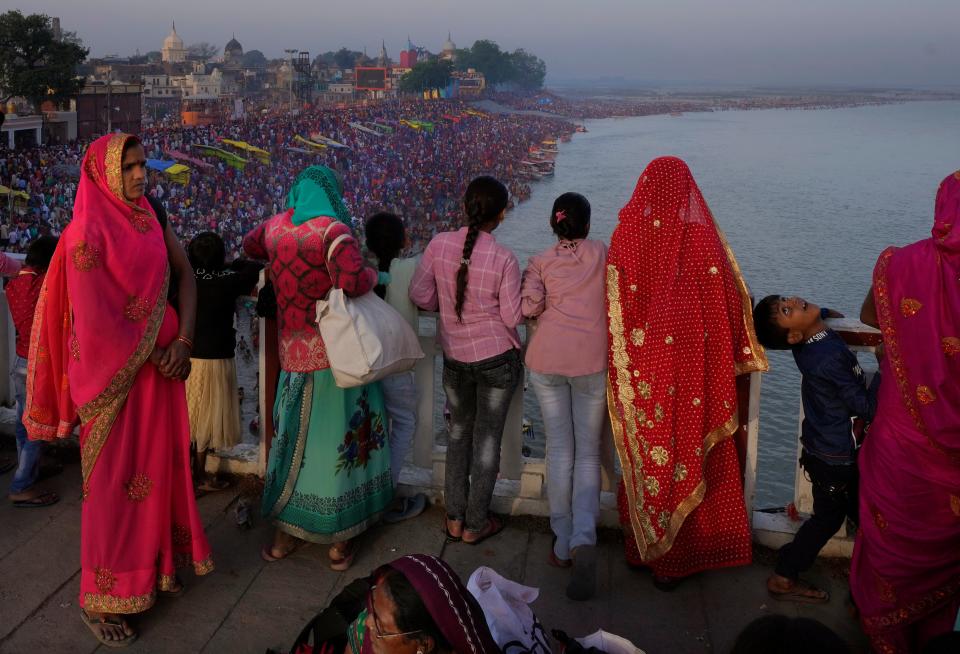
[
  {"xmin": 260, "ymin": 541, "xmax": 305, "ymax": 563},
  {"xmin": 11, "ymin": 491, "xmax": 60, "ymax": 508},
  {"xmin": 444, "ymin": 516, "xmax": 464, "ymax": 542},
  {"xmin": 548, "ymin": 536, "xmax": 572, "ymax": 569},
  {"xmin": 197, "ymin": 477, "xmax": 231, "ymax": 493},
  {"xmin": 158, "ymin": 575, "xmax": 184, "ymax": 597},
  {"xmin": 767, "ymin": 580, "xmax": 830, "ymax": 604},
  {"xmin": 462, "ymin": 516, "xmax": 505, "ymax": 546},
  {"xmin": 328, "ymin": 542, "xmax": 356, "ymax": 572},
  {"xmin": 80, "ymin": 609, "xmax": 137, "ymax": 648}
]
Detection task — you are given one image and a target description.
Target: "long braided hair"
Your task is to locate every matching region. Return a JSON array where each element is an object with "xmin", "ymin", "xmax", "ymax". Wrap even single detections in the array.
[{"xmin": 455, "ymin": 176, "xmax": 509, "ymax": 322}]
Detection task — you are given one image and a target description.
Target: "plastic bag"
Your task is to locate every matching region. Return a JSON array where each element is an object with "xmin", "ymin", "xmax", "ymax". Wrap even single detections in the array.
[
  {"xmin": 467, "ymin": 567, "xmax": 552, "ymax": 653},
  {"xmin": 577, "ymin": 631, "xmax": 645, "ymax": 654}
]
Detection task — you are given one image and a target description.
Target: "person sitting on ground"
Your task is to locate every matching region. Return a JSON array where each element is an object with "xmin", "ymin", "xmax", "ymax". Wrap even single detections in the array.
[
  {"xmin": 6, "ymin": 236, "xmax": 60, "ymax": 507},
  {"xmin": 276, "ymin": 554, "xmax": 501, "ymax": 654},
  {"xmin": 365, "ymin": 211, "xmax": 428, "ymax": 523},
  {"xmin": 753, "ymin": 295, "xmax": 879, "ymax": 604},
  {"xmin": 185, "ymin": 231, "xmax": 263, "ymax": 492},
  {"xmin": 729, "ymin": 614, "xmax": 850, "ymax": 654}
]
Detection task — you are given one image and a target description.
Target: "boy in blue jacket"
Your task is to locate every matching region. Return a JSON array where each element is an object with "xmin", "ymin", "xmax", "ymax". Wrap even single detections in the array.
[{"xmin": 753, "ymin": 295, "xmax": 881, "ymax": 604}]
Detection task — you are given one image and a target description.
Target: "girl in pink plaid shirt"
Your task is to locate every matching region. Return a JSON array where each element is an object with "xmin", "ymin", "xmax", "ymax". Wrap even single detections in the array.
[{"xmin": 410, "ymin": 176, "xmax": 523, "ymax": 545}]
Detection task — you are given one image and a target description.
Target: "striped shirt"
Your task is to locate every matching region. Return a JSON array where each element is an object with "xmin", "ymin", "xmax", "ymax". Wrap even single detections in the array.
[{"xmin": 409, "ymin": 227, "xmax": 521, "ymax": 363}]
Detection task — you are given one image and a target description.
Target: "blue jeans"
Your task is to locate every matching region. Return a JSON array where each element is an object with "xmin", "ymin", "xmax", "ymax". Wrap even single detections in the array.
[
  {"xmin": 442, "ymin": 349, "xmax": 523, "ymax": 532},
  {"xmin": 529, "ymin": 370, "xmax": 606, "ymax": 559},
  {"xmin": 381, "ymin": 371, "xmax": 417, "ymax": 487},
  {"xmin": 10, "ymin": 356, "xmax": 44, "ymax": 495}
]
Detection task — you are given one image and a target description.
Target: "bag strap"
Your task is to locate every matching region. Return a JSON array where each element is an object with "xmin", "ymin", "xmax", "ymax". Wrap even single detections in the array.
[{"xmin": 327, "ymin": 233, "xmax": 351, "ymax": 262}]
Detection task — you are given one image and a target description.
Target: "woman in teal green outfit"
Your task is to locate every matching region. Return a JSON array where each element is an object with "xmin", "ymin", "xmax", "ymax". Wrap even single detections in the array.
[{"xmin": 243, "ymin": 166, "xmax": 393, "ymax": 570}]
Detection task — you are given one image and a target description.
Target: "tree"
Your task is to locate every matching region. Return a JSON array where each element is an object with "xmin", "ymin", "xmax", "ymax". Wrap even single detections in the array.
[
  {"xmin": 187, "ymin": 42, "xmax": 218, "ymax": 61},
  {"xmin": 242, "ymin": 49, "xmax": 267, "ymax": 69},
  {"xmin": 0, "ymin": 11, "xmax": 88, "ymax": 110},
  {"xmin": 398, "ymin": 59, "xmax": 453, "ymax": 94},
  {"xmin": 333, "ymin": 47, "xmax": 359, "ymax": 70},
  {"xmin": 457, "ymin": 40, "xmax": 513, "ymax": 86},
  {"xmin": 508, "ymin": 49, "xmax": 546, "ymax": 90}
]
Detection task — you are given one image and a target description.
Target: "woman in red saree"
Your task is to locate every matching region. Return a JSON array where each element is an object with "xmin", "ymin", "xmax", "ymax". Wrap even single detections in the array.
[
  {"xmin": 25, "ymin": 133, "xmax": 212, "ymax": 646},
  {"xmin": 851, "ymin": 171, "xmax": 960, "ymax": 653},
  {"xmin": 606, "ymin": 156, "xmax": 768, "ymax": 587}
]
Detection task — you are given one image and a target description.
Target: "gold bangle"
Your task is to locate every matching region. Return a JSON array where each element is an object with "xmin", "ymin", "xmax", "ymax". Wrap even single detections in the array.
[{"xmin": 176, "ymin": 335, "xmax": 194, "ymax": 350}]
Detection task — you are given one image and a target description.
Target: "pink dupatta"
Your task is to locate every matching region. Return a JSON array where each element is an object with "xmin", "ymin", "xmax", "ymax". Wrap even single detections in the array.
[
  {"xmin": 25, "ymin": 133, "xmax": 169, "ymax": 487},
  {"xmin": 851, "ymin": 171, "xmax": 960, "ymax": 652}
]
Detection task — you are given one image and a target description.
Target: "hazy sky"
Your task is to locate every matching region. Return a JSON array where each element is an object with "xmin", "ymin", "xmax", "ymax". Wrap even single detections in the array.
[{"xmin": 14, "ymin": 1, "xmax": 960, "ymax": 86}]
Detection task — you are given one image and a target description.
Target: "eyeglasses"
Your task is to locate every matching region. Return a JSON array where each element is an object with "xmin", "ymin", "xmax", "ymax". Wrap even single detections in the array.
[{"xmin": 367, "ymin": 584, "xmax": 423, "ymax": 640}]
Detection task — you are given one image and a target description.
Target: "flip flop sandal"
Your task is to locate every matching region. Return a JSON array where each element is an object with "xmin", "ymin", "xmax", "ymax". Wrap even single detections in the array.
[
  {"xmin": 158, "ymin": 576, "xmax": 184, "ymax": 597},
  {"xmin": 260, "ymin": 542, "xmax": 306, "ymax": 563},
  {"xmin": 80, "ymin": 609, "xmax": 138, "ymax": 648},
  {"xmin": 462, "ymin": 516, "xmax": 505, "ymax": 546},
  {"xmin": 444, "ymin": 516, "xmax": 464, "ymax": 542},
  {"xmin": 768, "ymin": 583, "xmax": 830, "ymax": 604},
  {"xmin": 11, "ymin": 491, "xmax": 60, "ymax": 508},
  {"xmin": 548, "ymin": 537, "xmax": 572, "ymax": 569},
  {"xmin": 328, "ymin": 543, "xmax": 356, "ymax": 571}
]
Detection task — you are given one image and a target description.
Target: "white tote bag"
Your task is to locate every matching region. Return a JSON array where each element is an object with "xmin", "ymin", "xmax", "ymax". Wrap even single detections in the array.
[{"xmin": 315, "ymin": 234, "xmax": 424, "ymax": 388}]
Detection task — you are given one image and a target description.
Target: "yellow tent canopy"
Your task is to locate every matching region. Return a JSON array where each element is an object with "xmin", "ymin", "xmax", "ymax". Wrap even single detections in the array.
[
  {"xmin": 220, "ymin": 139, "xmax": 271, "ymax": 164},
  {"xmin": 163, "ymin": 163, "xmax": 191, "ymax": 185},
  {"xmin": 294, "ymin": 135, "xmax": 328, "ymax": 150}
]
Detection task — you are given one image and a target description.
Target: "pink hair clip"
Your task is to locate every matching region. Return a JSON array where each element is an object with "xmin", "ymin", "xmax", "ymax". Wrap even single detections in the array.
[{"xmin": 555, "ymin": 210, "xmax": 567, "ymax": 223}]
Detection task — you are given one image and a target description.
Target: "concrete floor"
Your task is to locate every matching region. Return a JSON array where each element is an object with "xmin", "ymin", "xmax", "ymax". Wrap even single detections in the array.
[{"xmin": 0, "ymin": 459, "xmax": 867, "ymax": 654}]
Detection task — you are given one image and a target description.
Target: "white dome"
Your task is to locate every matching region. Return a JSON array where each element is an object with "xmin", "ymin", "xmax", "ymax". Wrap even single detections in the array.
[
  {"xmin": 164, "ymin": 24, "xmax": 183, "ymax": 50},
  {"xmin": 442, "ymin": 32, "xmax": 455, "ymax": 52}
]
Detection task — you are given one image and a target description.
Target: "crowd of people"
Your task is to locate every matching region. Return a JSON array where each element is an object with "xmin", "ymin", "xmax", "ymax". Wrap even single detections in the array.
[
  {"xmin": 2, "ymin": 107, "xmax": 958, "ymax": 652},
  {"xmin": 0, "ymin": 100, "xmax": 570, "ymax": 261}
]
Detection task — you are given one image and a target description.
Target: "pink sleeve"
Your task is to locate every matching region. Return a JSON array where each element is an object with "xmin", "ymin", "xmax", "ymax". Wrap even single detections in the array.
[
  {"xmin": 0, "ymin": 253, "xmax": 22, "ymax": 277},
  {"xmin": 409, "ymin": 242, "xmax": 439, "ymax": 311},
  {"xmin": 242, "ymin": 222, "xmax": 268, "ymax": 260},
  {"xmin": 499, "ymin": 254, "xmax": 523, "ymax": 329},
  {"xmin": 324, "ymin": 222, "xmax": 376, "ymax": 297},
  {"xmin": 520, "ymin": 257, "xmax": 545, "ymax": 319}
]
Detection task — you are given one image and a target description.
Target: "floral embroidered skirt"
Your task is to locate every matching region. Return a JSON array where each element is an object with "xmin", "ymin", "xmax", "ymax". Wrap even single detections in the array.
[{"xmin": 262, "ymin": 369, "xmax": 393, "ymax": 544}]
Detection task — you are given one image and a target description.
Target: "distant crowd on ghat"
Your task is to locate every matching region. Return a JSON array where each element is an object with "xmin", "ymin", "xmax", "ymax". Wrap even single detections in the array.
[
  {"xmin": 2, "ymin": 119, "xmax": 959, "ymax": 654},
  {"xmin": 0, "ymin": 99, "xmax": 560, "ymax": 259}
]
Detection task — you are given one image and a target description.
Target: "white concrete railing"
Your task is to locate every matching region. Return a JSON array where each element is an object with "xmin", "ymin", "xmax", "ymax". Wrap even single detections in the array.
[{"xmin": 0, "ymin": 262, "xmax": 879, "ymax": 555}]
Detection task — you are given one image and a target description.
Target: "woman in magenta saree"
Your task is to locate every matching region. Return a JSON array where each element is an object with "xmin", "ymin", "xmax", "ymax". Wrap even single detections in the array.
[
  {"xmin": 851, "ymin": 171, "xmax": 960, "ymax": 653},
  {"xmin": 25, "ymin": 134, "xmax": 212, "ymax": 646}
]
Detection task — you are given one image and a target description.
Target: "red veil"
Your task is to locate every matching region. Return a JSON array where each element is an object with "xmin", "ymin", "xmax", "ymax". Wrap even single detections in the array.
[
  {"xmin": 606, "ymin": 157, "xmax": 767, "ymax": 574},
  {"xmin": 25, "ymin": 132, "xmax": 169, "ymax": 486}
]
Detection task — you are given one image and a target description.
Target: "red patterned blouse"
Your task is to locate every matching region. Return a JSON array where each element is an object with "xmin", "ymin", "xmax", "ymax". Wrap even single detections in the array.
[{"xmin": 243, "ymin": 210, "xmax": 376, "ymax": 372}]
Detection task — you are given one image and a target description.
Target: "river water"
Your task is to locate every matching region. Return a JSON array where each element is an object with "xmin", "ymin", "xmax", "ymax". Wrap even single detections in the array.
[{"xmin": 494, "ymin": 100, "xmax": 960, "ymax": 506}]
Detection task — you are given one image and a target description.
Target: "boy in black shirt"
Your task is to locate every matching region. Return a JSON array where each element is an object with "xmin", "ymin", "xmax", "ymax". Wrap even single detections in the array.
[{"xmin": 753, "ymin": 295, "xmax": 881, "ymax": 604}]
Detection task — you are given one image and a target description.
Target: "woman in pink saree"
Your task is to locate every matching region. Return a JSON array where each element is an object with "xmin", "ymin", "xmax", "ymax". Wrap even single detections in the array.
[
  {"xmin": 25, "ymin": 134, "xmax": 212, "ymax": 647},
  {"xmin": 851, "ymin": 171, "xmax": 960, "ymax": 653}
]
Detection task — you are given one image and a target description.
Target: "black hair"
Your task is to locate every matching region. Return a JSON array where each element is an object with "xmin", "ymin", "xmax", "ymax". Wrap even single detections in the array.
[
  {"xmin": 187, "ymin": 232, "xmax": 227, "ymax": 272},
  {"xmin": 550, "ymin": 192, "xmax": 591, "ymax": 240},
  {"xmin": 121, "ymin": 135, "xmax": 142, "ymax": 157},
  {"xmin": 752, "ymin": 295, "xmax": 790, "ymax": 350},
  {"xmin": 456, "ymin": 176, "xmax": 508, "ymax": 321},
  {"xmin": 381, "ymin": 569, "xmax": 452, "ymax": 653},
  {"xmin": 24, "ymin": 235, "xmax": 59, "ymax": 271},
  {"xmin": 365, "ymin": 212, "xmax": 405, "ymax": 299},
  {"xmin": 729, "ymin": 615, "xmax": 849, "ymax": 654}
]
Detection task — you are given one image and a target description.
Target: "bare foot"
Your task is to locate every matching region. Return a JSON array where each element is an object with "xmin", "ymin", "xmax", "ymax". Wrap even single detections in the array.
[{"xmin": 9, "ymin": 487, "xmax": 59, "ymax": 507}]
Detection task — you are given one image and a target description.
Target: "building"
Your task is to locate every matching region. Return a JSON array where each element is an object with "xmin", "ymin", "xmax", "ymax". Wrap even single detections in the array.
[
  {"xmin": 440, "ymin": 32, "xmax": 456, "ymax": 61},
  {"xmin": 76, "ymin": 82, "xmax": 142, "ymax": 140},
  {"xmin": 376, "ymin": 40, "xmax": 389, "ymax": 68},
  {"xmin": 452, "ymin": 69, "xmax": 486, "ymax": 97},
  {"xmin": 162, "ymin": 22, "xmax": 186, "ymax": 63},
  {"xmin": 224, "ymin": 35, "xmax": 243, "ymax": 69},
  {"xmin": 399, "ymin": 36, "xmax": 418, "ymax": 68}
]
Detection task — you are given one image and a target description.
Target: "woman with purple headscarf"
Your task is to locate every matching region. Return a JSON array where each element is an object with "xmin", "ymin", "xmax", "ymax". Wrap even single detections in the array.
[{"xmin": 282, "ymin": 554, "xmax": 501, "ymax": 654}]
